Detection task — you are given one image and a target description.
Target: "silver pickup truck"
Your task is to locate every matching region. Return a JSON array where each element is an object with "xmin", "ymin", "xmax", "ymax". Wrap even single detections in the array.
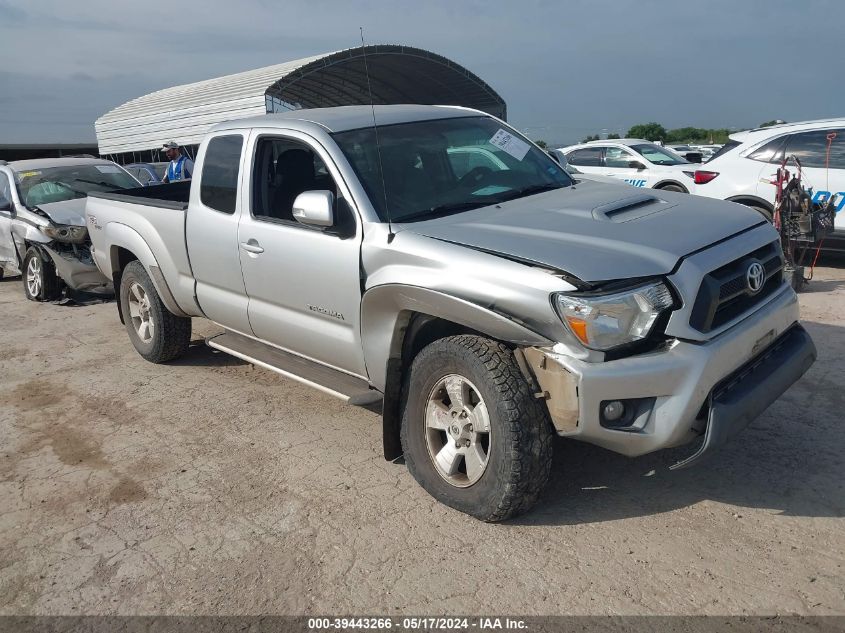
[{"xmin": 86, "ymin": 105, "xmax": 816, "ymax": 521}]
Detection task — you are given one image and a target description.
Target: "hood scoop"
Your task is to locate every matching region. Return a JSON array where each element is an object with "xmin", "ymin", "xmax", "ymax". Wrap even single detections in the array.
[{"xmin": 592, "ymin": 194, "xmax": 674, "ymax": 222}]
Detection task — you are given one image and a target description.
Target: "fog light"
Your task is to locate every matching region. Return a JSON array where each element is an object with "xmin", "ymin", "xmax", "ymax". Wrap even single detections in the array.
[{"xmin": 603, "ymin": 401, "xmax": 625, "ymax": 421}]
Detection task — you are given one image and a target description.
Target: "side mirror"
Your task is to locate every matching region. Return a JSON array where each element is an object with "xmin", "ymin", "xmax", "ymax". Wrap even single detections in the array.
[
  {"xmin": 628, "ymin": 161, "xmax": 646, "ymax": 170},
  {"xmin": 292, "ymin": 190, "xmax": 334, "ymax": 228},
  {"xmin": 686, "ymin": 152, "xmax": 703, "ymax": 164}
]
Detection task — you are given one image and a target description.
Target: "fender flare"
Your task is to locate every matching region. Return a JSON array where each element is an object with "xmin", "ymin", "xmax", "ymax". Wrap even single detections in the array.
[
  {"xmin": 104, "ymin": 222, "xmax": 188, "ymax": 317},
  {"xmin": 726, "ymin": 194, "xmax": 774, "ymax": 212},
  {"xmin": 360, "ymin": 283, "xmax": 553, "ymax": 392}
]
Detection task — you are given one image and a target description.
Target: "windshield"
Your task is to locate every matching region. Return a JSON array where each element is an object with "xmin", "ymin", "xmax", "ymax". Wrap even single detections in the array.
[
  {"xmin": 13, "ymin": 163, "xmax": 140, "ymax": 208},
  {"xmin": 332, "ymin": 116, "xmax": 573, "ymax": 222},
  {"xmin": 630, "ymin": 144, "xmax": 689, "ymax": 166}
]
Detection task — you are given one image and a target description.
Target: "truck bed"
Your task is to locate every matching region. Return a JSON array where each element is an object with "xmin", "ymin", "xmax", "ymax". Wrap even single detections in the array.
[
  {"xmin": 86, "ymin": 180, "xmax": 199, "ymax": 315},
  {"xmin": 87, "ymin": 180, "xmax": 191, "ymax": 210}
]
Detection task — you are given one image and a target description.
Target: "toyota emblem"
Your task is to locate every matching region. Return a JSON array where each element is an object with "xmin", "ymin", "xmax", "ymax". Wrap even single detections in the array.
[{"xmin": 746, "ymin": 262, "xmax": 765, "ymax": 294}]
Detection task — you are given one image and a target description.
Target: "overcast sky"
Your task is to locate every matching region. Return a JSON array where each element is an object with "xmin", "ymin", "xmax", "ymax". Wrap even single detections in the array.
[{"xmin": 1, "ymin": 0, "xmax": 842, "ymax": 146}]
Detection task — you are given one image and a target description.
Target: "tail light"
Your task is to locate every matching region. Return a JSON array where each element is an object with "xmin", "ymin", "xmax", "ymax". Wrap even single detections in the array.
[{"xmin": 694, "ymin": 170, "xmax": 719, "ymax": 185}]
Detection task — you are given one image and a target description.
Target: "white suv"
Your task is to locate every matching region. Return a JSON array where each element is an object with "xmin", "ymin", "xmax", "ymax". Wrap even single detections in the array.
[
  {"xmin": 557, "ymin": 139, "xmax": 696, "ymax": 192},
  {"xmin": 693, "ymin": 119, "xmax": 845, "ymax": 239}
]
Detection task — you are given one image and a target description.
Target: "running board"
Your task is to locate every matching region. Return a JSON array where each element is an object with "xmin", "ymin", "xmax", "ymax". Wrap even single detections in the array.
[{"xmin": 206, "ymin": 331, "xmax": 382, "ymax": 406}]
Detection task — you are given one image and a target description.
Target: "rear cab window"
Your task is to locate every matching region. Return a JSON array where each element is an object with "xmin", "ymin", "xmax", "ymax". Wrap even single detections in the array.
[{"xmin": 200, "ymin": 134, "xmax": 244, "ymax": 214}]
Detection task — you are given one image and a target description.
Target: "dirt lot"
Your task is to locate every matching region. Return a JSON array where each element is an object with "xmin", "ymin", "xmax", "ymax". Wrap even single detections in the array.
[{"xmin": 1, "ymin": 266, "xmax": 843, "ymax": 616}]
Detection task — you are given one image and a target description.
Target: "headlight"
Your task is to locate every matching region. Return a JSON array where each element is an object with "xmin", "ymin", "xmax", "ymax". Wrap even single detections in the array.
[
  {"xmin": 41, "ymin": 224, "xmax": 88, "ymax": 243},
  {"xmin": 554, "ymin": 281, "xmax": 675, "ymax": 351}
]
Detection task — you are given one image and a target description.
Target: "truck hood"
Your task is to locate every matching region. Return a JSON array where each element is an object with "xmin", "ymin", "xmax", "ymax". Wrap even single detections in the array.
[
  {"xmin": 401, "ymin": 183, "xmax": 764, "ymax": 283},
  {"xmin": 34, "ymin": 198, "xmax": 87, "ymax": 226}
]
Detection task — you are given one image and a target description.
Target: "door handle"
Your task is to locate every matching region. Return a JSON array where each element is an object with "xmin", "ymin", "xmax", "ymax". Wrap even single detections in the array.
[{"xmin": 240, "ymin": 240, "xmax": 264, "ymax": 254}]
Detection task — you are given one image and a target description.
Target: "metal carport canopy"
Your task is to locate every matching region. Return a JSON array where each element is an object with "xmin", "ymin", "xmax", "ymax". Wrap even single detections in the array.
[{"xmin": 95, "ymin": 44, "xmax": 506, "ymax": 156}]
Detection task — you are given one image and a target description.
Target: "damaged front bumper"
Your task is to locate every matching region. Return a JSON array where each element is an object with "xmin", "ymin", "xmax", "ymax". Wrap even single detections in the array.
[
  {"xmin": 524, "ymin": 285, "xmax": 816, "ymax": 467},
  {"xmin": 42, "ymin": 244, "xmax": 113, "ymax": 295}
]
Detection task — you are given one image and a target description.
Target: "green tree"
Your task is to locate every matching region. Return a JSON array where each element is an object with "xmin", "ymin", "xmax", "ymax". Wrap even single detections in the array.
[
  {"xmin": 759, "ymin": 119, "xmax": 785, "ymax": 128},
  {"xmin": 534, "ymin": 139, "xmax": 548, "ymax": 149},
  {"xmin": 607, "ymin": 133, "xmax": 620, "ymax": 139},
  {"xmin": 626, "ymin": 123, "xmax": 667, "ymax": 142},
  {"xmin": 581, "ymin": 134, "xmax": 600, "ymax": 143}
]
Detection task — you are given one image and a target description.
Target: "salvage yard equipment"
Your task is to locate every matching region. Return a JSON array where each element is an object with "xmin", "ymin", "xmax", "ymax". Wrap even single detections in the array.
[{"xmin": 770, "ymin": 152, "xmax": 836, "ymax": 289}]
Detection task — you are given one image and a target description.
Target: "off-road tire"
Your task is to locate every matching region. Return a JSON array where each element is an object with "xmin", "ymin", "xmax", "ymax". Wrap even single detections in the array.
[
  {"xmin": 400, "ymin": 335, "xmax": 554, "ymax": 522},
  {"xmin": 23, "ymin": 247, "xmax": 61, "ymax": 301},
  {"xmin": 120, "ymin": 260, "xmax": 191, "ymax": 363}
]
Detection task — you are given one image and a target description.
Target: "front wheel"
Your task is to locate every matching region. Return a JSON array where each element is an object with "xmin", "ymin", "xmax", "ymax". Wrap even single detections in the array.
[
  {"xmin": 400, "ymin": 335, "xmax": 554, "ymax": 522},
  {"xmin": 658, "ymin": 183, "xmax": 687, "ymax": 193},
  {"xmin": 23, "ymin": 247, "xmax": 61, "ymax": 301},
  {"xmin": 119, "ymin": 260, "xmax": 191, "ymax": 363}
]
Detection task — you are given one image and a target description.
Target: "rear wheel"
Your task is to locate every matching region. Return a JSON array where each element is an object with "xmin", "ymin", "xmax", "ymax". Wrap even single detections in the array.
[
  {"xmin": 658, "ymin": 183, "xmax": 687, "ymax": 193},
  {"xmin": 400, "ymin": 335, "xmax": 554, "ymax": 522},
  {"xmin": 119, "ymin": 261, "xmax": 191, "ymax": 363},
  {"xmin": 23, "ymin": 247, "xmax": 60, "ymax": 301}
]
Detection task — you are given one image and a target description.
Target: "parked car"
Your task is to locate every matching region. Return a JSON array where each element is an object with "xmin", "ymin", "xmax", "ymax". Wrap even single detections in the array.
[
  {"xmin": 125, "ymin": 162, "xmax": 168, "ymax": 186},
  {"xmin": 557, "ymin": 139, "xmax": 696, "ymax": 192},
  {"xmin": 694, "ymin": 144, "xmax": 723, "ymax": 162},
  {"xmin": 546, "ymin": 149, "xmax": 631, "ymax": 185},
  {"xmin": 86, "ymin": 105, "xmax": 815, "ymax": 521},
  {"xmin": 691, "ymin": 119, "xmax": 845, "ymax": 250},
  {"xmin": 0, "ymin": 157, "xmax": 141, "ymax": 299},
  {"xmin": 665, "ymin": 144, "xmax": 704, "ymax": 164}
]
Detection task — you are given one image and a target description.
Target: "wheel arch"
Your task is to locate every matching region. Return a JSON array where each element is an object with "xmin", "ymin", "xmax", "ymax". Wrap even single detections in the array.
[
  {"xmin": 726, "ymin": 194, "xmax": 774, "ymax": 213},
  {"xmin": 105, "ymin": 224, "xmax": 188, "ymax": 320},
  {"xmin": 653, "ymin": 179, "xmax": 689, "ymax": 193},
  {"xmin": 360, "ymin": 284, "xmax": 552, "ymax": 460}
]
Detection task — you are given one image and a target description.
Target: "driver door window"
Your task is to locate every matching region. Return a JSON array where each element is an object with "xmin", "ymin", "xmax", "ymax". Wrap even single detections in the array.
[{"xmin": 252, "ymin": 137, "xmax": 337, "ymax": 223}]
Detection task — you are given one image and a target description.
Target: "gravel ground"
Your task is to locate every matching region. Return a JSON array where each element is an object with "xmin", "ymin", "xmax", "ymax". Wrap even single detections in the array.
[{"xmin": 0, "ymin": 265, "xmax": 843, "ymax": 616}]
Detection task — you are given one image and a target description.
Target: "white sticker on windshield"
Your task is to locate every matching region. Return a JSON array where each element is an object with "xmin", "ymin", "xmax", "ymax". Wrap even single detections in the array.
[
  {"xmin": 95, "ymin": 165, "xmax": 121, "ymax": 174},
  {"xmin": 488, "ymin": 128, "xmax": 531, "ymax": 161}
]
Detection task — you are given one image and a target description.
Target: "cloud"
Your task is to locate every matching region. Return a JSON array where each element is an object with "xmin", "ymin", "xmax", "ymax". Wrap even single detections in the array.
[
  {"xmin": 1, "ymin": 0, "xmax": 843, "ymax": 145},
  {"xmin": 0, "ymin": 1, "xmax": 27, "ymax": 24}
]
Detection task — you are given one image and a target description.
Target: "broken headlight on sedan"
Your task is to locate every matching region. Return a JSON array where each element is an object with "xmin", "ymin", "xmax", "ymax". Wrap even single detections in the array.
[
  {"xmin": 554, "ymin": 281, "xmax": 675, "ymax": 351},
  {"xmin": 41, "ymin": 224, "xmax": 88, "ymax": 244}
]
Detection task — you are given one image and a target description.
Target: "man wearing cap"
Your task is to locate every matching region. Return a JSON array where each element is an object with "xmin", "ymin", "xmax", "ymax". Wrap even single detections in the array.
[{"xmin": 161, "ymin": 141, "xmax": 194, "ymax": 183}]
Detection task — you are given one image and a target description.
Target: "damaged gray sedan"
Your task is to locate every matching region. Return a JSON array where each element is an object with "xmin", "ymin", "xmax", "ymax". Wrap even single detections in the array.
[{"xmin": 0, "ymin": 157, "xmax": 141, "ymax": 301}]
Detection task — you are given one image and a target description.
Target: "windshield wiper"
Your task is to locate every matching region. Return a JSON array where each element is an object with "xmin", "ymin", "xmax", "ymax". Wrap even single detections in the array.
[
  {"xmin": 397, "ymin": 199, "xmax": 499, "ymax": 222},
  {"xmin": 494, "ymin": 183, "xmax": 564, "ymax": 203}
]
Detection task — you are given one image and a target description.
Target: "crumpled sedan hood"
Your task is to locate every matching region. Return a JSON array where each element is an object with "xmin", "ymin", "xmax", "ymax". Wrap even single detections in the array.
[
  {"xmin": 34, "ymin": 198, "xmax": 87, "ymax": 226},
  {"xmin": 401, "ymin": 182, "xmax": 765, "ymax": 283}
]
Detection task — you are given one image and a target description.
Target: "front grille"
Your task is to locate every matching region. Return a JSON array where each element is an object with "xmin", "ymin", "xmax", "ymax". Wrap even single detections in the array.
[{"xmin": 689, "ymin": 241, "xmax": 784, "ymax": 333}]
